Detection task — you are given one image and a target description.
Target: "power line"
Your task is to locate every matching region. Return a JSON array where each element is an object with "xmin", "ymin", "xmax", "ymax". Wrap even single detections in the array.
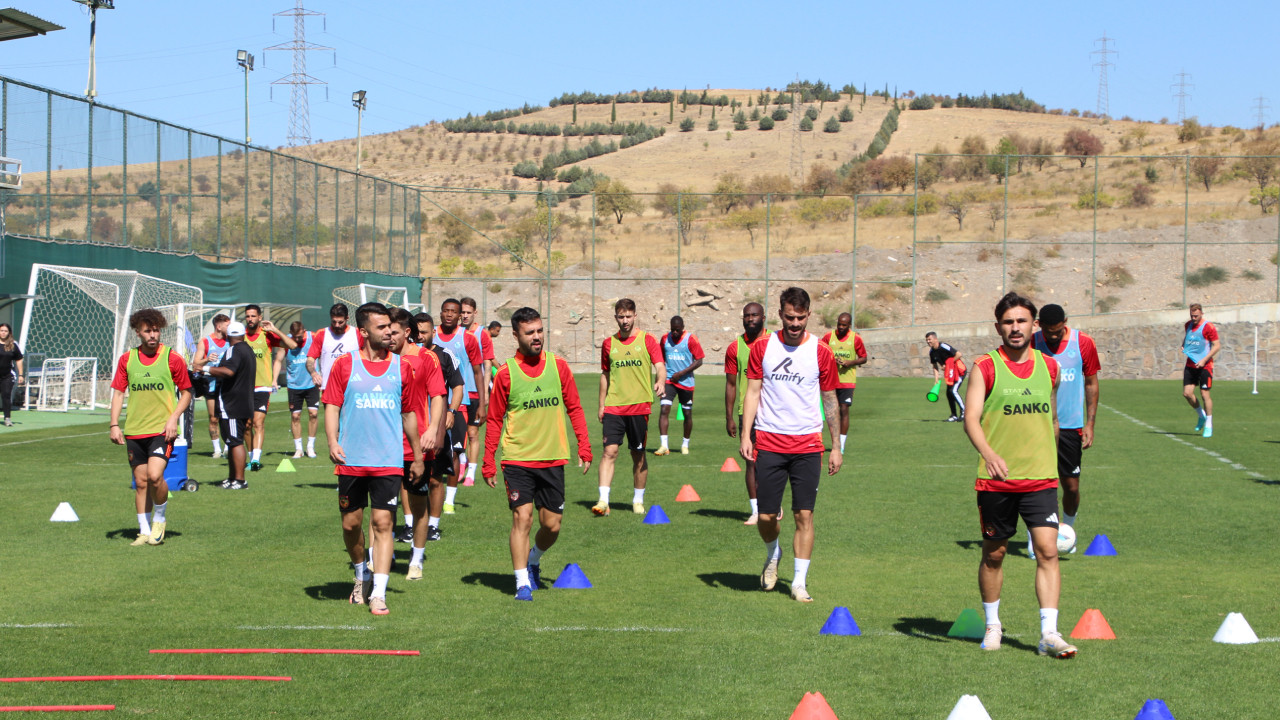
[
  {"xmin": 263, "ymin": 0, "xmax": 333, "ymax": 147},
  {"xmin": 1253, "ymin": 96, "xmax": 1271, "ymax": 131},
  {"xmin": 1170, "ymin": 70, "xmax": 1194, "ymax": 123},
  {"xmin": 1092, "ymin": 32, "xmax": 1116, "ymax": 119}
]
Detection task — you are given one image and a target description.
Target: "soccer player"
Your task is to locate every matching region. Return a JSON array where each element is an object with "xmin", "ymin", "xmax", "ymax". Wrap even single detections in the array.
[
  {"xmin": 460, "ymin": 297, "xmax": 495, "ymax": 486},
  {"xmin": 108, "ymin": 308, "xmax": 193, "ymax": 546},
  {"xmin": 963, "ymin": 292, "xmax": 1076, "ymax": 659},
  {"xmin": 483, "ymin": 307, "xmax": 592, "ymax": 601},
  {"xmin": 191, "ymin": 313, "xmax": 230, "ymax": 456},
  {"xmin": 323, "ymin": 302, "xmax": 423, "ymax": 616},
  {"xmin": 1182, "ymin": 303, "xmax": 1220, "ymax": 438},
  {"xmin": 725, "ymin": 302, "xmax": 768, "ymax": 525},
  {"xmin": 241, "ymin": 304, "xmax": 297, "ymax": 471},
  {"xmin": 927, "ymin": 332, "xmax": 965, "ymax": 421},
  {"xmin": 307, "ymin": 303, "xmax": 361, "ymax": 391},
  {"xmin": 276, "ymin": 321, "xmax": 319, "ymax": 459},
  {"xmin": 413, "ymin": 312, "xmax": 466, "ymax": 542},
  {"xmin": 1032, "ymin": 304, "xmax": 1099, "ymax": 554},
  {"xmin": 821, "ymin": 312, "xmax": 867, "ymax": 453},
  {"xmin": 656, "ymin": 316, "xmax": 704, "ymax": 456},
  {"xmin": 740, "ymin": 287, "xmax": 841, "ymax": 603},
  {"xmin": 596, "ymin": 298, "xmax": 665, "ymax": 516},
  {"xmin": 0, "ymin": 322, "xmax": 24, "ymax": 427},
  {"xmin": 434, "ymin": 299, "xmax": 484, "ymax": 513},
  {"xmin": 208, "ymin": 322, "xmax": 255, "ymax": 489}
]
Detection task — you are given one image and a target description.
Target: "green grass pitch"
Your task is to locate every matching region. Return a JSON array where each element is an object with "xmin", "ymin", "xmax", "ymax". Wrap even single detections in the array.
[{"xmin": 2, "ymin": 376, "xmax": 1277, "ymax": 718}]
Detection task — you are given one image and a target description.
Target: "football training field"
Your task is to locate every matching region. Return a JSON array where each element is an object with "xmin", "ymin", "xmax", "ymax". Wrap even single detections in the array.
[{"xmin": 3, "ymin": 377, "xmax": 1276, "ymax": 718}]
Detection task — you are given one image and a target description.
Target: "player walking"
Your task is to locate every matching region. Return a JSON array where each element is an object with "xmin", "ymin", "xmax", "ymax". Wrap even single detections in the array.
[
  {"xmin": 108, "ymin": 309, "xmax": 193, "ymax": 546},
  {"xmin": 460, "ymin": 297, "xmax": 494, "ymax": 486},
  {"xmin": 1031, "ymin": 304, "xmax": 1099, "ymax": 555},
  {"xmin": 277, "ymin": 321, "xmax": 320, "ymax": 459},
  {"xmin": 725, "ymin": 302, "xmax": 768, "ymax": 525},
  {"xmin": 656, "ymin": 316, "xmax": 704, "ymax": 456},
  {"xmin": 323, "ymin": 303, "xmax": 423, "ymax": 616},
  {"xmin": 483, "ymin": 307, "xmax": 592, "ymax": 601},
  {"xmin": 1182, "ymin": 303, "xmax": 1220, "ymax": 438},
  {"xmin": 926, "ymin": 332, "xmax": 965, "ymax": 421},
  {"xmin": 412, "ymin": 312, "xmax": 466, "ymax": 542},
  {"xmin": 191, "ymin": 313, "xmax": 230, "ymax": 457},
  {"xmin": 963, "ymin": 292, "xmax": 1076, "ymax": 658},
  {"xmin": 208, "ymin": 322, "xmax": 255, "ymax": 489},
  {"xmin": 241, "ymin": 305, "xmax": 296, "ymax": 471},
  {"xmin": 821, "ymin": 312, "xmax": 867, "ymax": 453},
  {"xmin": 740, "ymin": 288, "xmax": 841, "ymax": 602},
  {"xmin": 307, "ymin": 304, "xmax": 361, "ymax": 392},
  {"xmin": 435, "ymin": 299, "xmax": 484, "ymax": 513},
  {"xmin": 595, "ymin": 298, "xmax": 665, "ymax": 516}
]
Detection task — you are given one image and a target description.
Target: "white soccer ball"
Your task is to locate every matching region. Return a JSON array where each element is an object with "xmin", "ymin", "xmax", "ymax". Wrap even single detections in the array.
[{"xmin": 1056, "ymin": 524, "xmax": 1077, "ymax": 554}]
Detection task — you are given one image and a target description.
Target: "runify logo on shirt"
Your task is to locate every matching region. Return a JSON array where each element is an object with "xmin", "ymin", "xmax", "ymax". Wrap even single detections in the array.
[{"xmin": 769, "ymin": 357, "xmax": 804, "ymax": 384}]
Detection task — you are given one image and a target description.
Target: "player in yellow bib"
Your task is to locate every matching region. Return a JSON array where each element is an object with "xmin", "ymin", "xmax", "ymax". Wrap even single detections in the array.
[
  {"xmin": 108, "ymin": 309, "xmax": 194, "ymax": 546},
  {"xmin": 483, "ymin": 307, "xmax": 592, "ymax": 601},
  {"xmin": 963, "ymin": 292, "xmax": 1076, "ymax": 659},
  {"xmin": 724, "ymin": 302, "xmax": 767, "ymax": 524},
  {"xmin": 820, "ymin": 312, "xmax": 867, "ymax": 453},
  {"xmin": 241, "ymin": 304, "xmax": 297, "ymax": 472}
]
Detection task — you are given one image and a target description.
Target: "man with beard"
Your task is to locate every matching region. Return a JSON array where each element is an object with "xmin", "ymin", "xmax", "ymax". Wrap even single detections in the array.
[
  {"xmin": 434, "ymin": 299, "xmax": 484, "ymax": 514},
  {"xmin": 241, "ymin": 304, "xmax": 297, "ymax": 471},
  {"xmin": 820, "ymin": 312, "xmax": 867, "ymax": 453},
  {"xmin": 595, "ymin": 298, "xmax": 664, "ymax": 516},
  {"xmin": 724, "ymin": 302, "xmax": 768, "ymax": 525}
]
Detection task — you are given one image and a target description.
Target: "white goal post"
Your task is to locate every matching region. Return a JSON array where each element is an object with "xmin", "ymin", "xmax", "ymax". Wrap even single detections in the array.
[
  {"xmin": 332, "ymin": 283, "xmax": 411, "ymax": 310},
  {"xmin": 36, "ymin": 357, "xmax": 98, "ymax": 412}
]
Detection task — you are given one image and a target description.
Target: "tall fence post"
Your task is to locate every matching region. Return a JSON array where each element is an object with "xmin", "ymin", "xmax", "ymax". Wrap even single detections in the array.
[
  {"xmin": 86, "ymin": 103, "xmax": 93, "ymax": 243},
  {"xmin": 186, "ymin": 132, "xmax": 193, "ymax": 252},
  {"xmin": 1182, "ymin": 154, "xmax": 1190, "ymax": 306},
  {"xmin": 268, "ymin": 151, "xmax": 275, "ymax": 263},
  {"xmin": 590, "ymin": 192, "xmax": 596, "ymax": 359},
  {"xmin": 676, "ymin": 193, "xmax": 682, "ymax": 309},
  {"xmin": 121, "ymin": 116, "xmax": 128, "ymax": 246},
  {"xmin": 764, "ymin": 194, "xmax": 772, "ymax": 305},
  {"xmin": 911, "ymin": 155, "xmax": 921, "ymax": 326},
  {"xmin": 1091, "ymin": 155, "xmax": 1099, "ymax": 313},
  {"xmin": 333, "ymin": 168, "xmax": 340, "ymax": 268},
  {"xmin": 215, "ymin": 138, "xmax": 222, "ymax": 260},
  {"xmin": 45, "ymin": 91, "xmax": 51, "ymax": 238},
  {"xmin": 850, "ymin": 194, "xmax": 859, "ymax": 320},
  {"xmin": 242, "ymin": 145, "xmax": 249, "ymax": 260},
  {"xmin": 154, "ymin": 123, "xmax": 162, "ymax": 249}
]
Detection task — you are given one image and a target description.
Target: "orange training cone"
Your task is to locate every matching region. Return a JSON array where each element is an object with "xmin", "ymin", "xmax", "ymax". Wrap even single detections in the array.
[
  {"xmin": 720, "ymin": 457, "xmax": 742, "ymax": 472},
  {"xmin": 675, "ymin": 484, "xmax": 701, "ymax": 502},
  {"xmin": 1069, "ymin": 608, "xmax": 1116, "ymax": 640},
  {"xmin": 789, "ymin": 692, "xmax": 838, "ymax": 720}
]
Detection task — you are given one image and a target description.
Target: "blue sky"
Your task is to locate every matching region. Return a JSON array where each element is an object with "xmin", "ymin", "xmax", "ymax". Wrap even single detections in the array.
[{"xmin": 4, "ymin": 0, "xmax": 1274, "ymax": 151}]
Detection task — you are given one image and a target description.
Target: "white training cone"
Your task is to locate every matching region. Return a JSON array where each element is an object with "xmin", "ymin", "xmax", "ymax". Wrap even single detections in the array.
[
  {"xmin": 946, "ymin": 695, "xmax": 993, "ymax": 720},
  {"xmin": 50, "ymin": 502, "xmax": 79, "ymax": 522},
  {"xmin": 1213, "ymin": 612, "xmax": 1259, "ymax": 644}
]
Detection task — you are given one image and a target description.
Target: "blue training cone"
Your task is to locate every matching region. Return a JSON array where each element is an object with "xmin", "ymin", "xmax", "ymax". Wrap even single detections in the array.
[
  {"xmin": 1084, "ymin": 534, "xmax": 1118, "ymax": 556},
  {"xmin": 643, "ymin": 505, "xmax": 670, "ymax": 525},
  {"xmin": 819, "ymin": 606, "xmax": 861, "ymax": 636},
  {"xmin": 553, "ymin": 563, "xmax": 593, "ymax": 589},
  {"xmin": 1134, "ymin": 699, "xmax": 1175, "ymax": 720}
]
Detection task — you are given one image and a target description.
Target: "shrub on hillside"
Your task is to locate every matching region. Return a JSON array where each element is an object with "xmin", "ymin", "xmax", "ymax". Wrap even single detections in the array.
[
  {"xmin": 909, "ymin": 95, "xmax": 935, "ymax": 110},
  {"xmin": 1075, "ymin": 190, "xmax": 1116, "ymax": 209},
  {"xmin": 679, "ymin": 117, "xmax": 695, "ymax": 132},
  {"xmin": 1184, "ymin": 265, "xmax": 1229, "ymax": 288},
  {"xmin": 759, "ymin": 116, "xmax": 775, "ymax": 130},
  {"xmin": 824, "ymin": 117, "xmax": 841, "ymax": 133},
  {"xmin": 800, "ymin": 116, "xmax": 813, "ymax": 132},
  {"xmin": 771, "ymin": 107, "xmax": 789, "ymax": 122},
  {"xmin": 1177, "ymin": 118, "xmax": 1203, "ymax": 143},
  {"xmin": 804, "ymin": 107, "xmax": 819, "ymax": 121},
  {"xmin": 707, "ymin": 118, "xmax": 719, "ymax": 131},
  {"xmin": 1062, "ymin": 129, "xmax": 1103, "ymax": 167},
  {"xmin": 1128, "ymin": 182, "xmax": 1155, "ymax": 207},
  {"xmin": 838, "ymin": 105, "xmax": 854, "ymax": 122}
]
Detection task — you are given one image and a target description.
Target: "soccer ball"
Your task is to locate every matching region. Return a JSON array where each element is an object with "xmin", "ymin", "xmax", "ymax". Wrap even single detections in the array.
[{"xmin": 1056, "ymin": 524, "xmax": 1077, "ymax": 554}]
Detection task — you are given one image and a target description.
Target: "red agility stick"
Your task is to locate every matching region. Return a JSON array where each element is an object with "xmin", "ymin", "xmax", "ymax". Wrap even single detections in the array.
[
  {"xmin": 150, "ymin": 648, "xmax": 419, "ymax": 656},
  {"xmin": 0, "ymin": 706, "xmax": 115, "ymax": 712},
  {"xmin": 0, "ymin": 675, "xmax": 289, "ymax": 683}
]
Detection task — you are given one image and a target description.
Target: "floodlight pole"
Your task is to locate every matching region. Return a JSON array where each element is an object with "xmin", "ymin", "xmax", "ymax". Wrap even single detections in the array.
[
  {"xmin": 352, "ymin": 90, "xmax": 367, "ymax": 174},
  {"xmin": 237, "ymin": 50, "xmax": 255, "ymax": 145},
  {"xmin": 75, "ymin": 0, "xmax": 115, "ymax": 101}
]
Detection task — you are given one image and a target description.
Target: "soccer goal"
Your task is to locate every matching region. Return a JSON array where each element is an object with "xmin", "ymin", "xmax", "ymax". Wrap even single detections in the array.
[
  {"xmin": 35, "ymin": 357, "xmax": 98, "ymax": 412},
  {"xmin": 332, "ymin": 283, "xmax": 410, "ymax": 310}
]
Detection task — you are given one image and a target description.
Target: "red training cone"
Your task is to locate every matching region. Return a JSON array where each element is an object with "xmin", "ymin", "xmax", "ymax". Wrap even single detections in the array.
[
  {"xmin": 1069, "ymin": 608, "xmax": 1116, "ymax": 640},
  {"xmin": 789, "ymin": 692, "xmax": 838, "ymax": 720},
  {"xmin": 720, "ymin": 457, "xmax": 742, "ymax": 472},
  {"xmin": 675, "ymin": 484, "xmax": 701, "ymax": 502}
]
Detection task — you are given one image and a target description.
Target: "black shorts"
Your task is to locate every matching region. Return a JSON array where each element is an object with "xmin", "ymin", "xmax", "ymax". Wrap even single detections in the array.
[
  {"xmin": 755, "ymin": 449, "xmax": 821, "ymax": 515},
  {"xmin": 450, "ymin": 410, "xmax": 468, "ymax": 451},
  {"xmin": 126, "ymin": 434, "xmax": 172, "ymax": 467},
  {"xmin": 1183, "ymin": 365, "xmax": 1212, "ymax": 390},
  {"xmin": 977, "ymin": 487, "xmax": 1059, "ymax": 540},
  {"xmin": 1057, "ymin": 430, "xmax": 1082, "ymax": 479},
  {"xmin": 338, "ymin": 473, "xmax": 403, "ymax": 513},
  {"xmin": 736, "ymin": 415, "xmax": 757, "ymax": 445},
  {"xmin": 502, "ymin": 464, "xmax": 565, "ymax": 513},
  {"xmin": 402, "ymin": 459, "xmax": 433, "ymax": 496},
  {"xmin": 602, "ymin": 413, "xmax": 648, "ymax": 451},
  {"xmin": 662, "ymin": 384, "xmax": 694, "ymax": 409},
  {"xmin": 218, "ymin": 417, "xmax": 250, "ymax": 448},
  {"xmin": 466, "ymin": 397, "xmax": 483, "ymax": 426},
  {"xmin": 253, "ymin": 390, "xmax": 271, "ymax": 414},
  {"xmin": 288, "ymin": 387, "xmax": 320, "ymax": 413},
  {"xmin": 836, "ymin": 387, "xmax": 854, "ymax": 406}
]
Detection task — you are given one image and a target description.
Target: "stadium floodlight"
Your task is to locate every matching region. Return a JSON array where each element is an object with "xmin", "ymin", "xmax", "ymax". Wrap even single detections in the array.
[
  {"xmin": 72, "ymin": 0, "xmax": 115, "ymax": 100},
  {"xmin": 352, "ymin": 90, "xmax": 367, "ymax": 173},
  {"xmin": 237, "ymin": 49, "xmax": 255, "ymax": 145}
]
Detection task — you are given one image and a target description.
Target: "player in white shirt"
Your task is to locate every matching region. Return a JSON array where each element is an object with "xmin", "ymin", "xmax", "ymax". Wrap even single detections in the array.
[{"xmin": 307, "ymin": 304, "xmax": 362, "ymax": 391}]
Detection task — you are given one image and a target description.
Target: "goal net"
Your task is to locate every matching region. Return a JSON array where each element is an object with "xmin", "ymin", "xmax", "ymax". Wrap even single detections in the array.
[
  {"xmin": 333, "ymin": 283, "xmax": 410, "ymax": 311},
  {"xmin": 36, "ymin": 357, "xmax": 98, "ymax": 412}
]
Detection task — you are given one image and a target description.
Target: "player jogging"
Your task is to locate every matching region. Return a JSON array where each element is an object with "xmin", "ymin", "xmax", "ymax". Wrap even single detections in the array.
[
  {"xmin": 725, "ymin": 302, "xmax": 768, "ymax": 525},
  {"xmin": 484, "ymin": 307, "xmax": 592, "ymax": 601},
  {"xmin": 241, "ymin": 304, "xmax": 297, "ymax": 471},
  {"xmin": 820, "ymin": 312, "xmax": 867, "ymax": 453},
  {"xmin": 109, "ymin": 308, "xmax": 193, "ymax": 546},
  {"xmin": 963, "ymin": 292, "xmax": 1076, "ymax": 659},
  {"xmin": 435, "ymin": 299, "xmax": 484, "ymax": 513},
  {"xmin": 595, "ymin": 298, "xmax": 665, "ymax": 516},
  {"xmin": 277, "ymin": 321, "xmax": 320, "ymax": 459},
  {"xmin": 926, "ymin": 332, "xmax": 965, "ymax": 421},
  {"xmin": 460, "ymin": 297, "xmax": 494, "ymax": 486},
  {"xmin": 740, "ymin": 287, "xmax": 841, "ymax": 603},
  {"xmin": 1031, "ymin": 304, "xmax": 1099, "ymax": 556},
  {"xmin": 1182, "ymin": 303, "xmax": 1220, "ymax": 438},
  {"xmin": 323, "ymin": 302, "xmax": 423, "ymax": 616},
  {"xmin": 656, "ymin": 316, "xmax": 704, "ymax": 456},
  {"xmin": 191, "ymin": 313, "xmax": 230, "ymax": 457}
]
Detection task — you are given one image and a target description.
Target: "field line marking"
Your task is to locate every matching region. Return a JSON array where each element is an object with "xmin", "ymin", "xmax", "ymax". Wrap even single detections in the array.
[
  {"xmin": 534, "ymin": 626, "xmax": 686, "ymax": 633},
  {"xmin": 0, "ymin": 623, "xmax": 75, "ymax": 629},
  {"xmin": 0, "ymin": 431, "xmax": 100, "ymax": 448},
  {"xmin": 235, "ymin": 625, "xmax": 372, "ymax": 631},
  {"xmin": 1102, "ymin": 404, "xmax": 1267, "ymax": 481}
]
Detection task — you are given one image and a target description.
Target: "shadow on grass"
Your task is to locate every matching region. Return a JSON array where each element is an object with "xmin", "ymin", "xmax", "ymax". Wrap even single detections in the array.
[
  {"xmin": 304, "ymin": 582, "xmax": 351, "ymax": 601},
  {"xmin": 573, "ymin": 500, "xmax": 622, "ymax": 513},
  {"xmin": 1253, "ymin": 478, "xmax": 1280, "ymax": 485},
  {"xmin": 893, "ymin": 617, "xmax": 952, "ymax": 643},
  {"xmin": 295, "ymin": 483, "xmax": 338, "ymax": 490},
  {"xmin": 691, "ymin": 508, "xmax": 750, "ymax": 521},
  {"xmin": 955, "ymin": 539, "xmax": 1034, "ymax": 558},
  {"xmin": 105, "ymin": 528, "xmax": 182, "ymax": 541},
  {"xmin": 954, "ymin": 540, "xmax": 983, "ymax": 551},
  {"xmin": 696, "ymin": 572, "xmax": 762, "ymax": 592},
  {"xmin": 461, "ymin": 572, "xmax": 517, "ymax": 594}
]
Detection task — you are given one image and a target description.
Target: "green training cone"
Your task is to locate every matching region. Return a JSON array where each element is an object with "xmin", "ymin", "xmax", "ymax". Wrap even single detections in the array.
[
  {"xmin": 675, "ymin": 403, "xmax": 684, "ymax": 421},
  {"xmin": 947, "ymin": 608, "xmax": 986, "ymax": 639},
  {"xmin": 277, "ymin": 458, "xmax": 297, "ymax": 473},
  {"xmin": 926, "ymin": 379, "xmax": 942, "ymax": 402}
]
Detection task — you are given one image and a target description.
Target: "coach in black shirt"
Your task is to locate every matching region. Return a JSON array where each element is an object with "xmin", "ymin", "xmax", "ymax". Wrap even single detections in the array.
[{"xmin": 209, "ymin": 321, "xmax": 256, "ymax": 489}]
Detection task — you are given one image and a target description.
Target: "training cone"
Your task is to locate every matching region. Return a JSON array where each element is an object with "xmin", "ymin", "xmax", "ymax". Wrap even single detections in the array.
[
  {"xmin": 945, "ymin": 695, "xmax": 993, "ymax": 720},
  {"xmin": 1070, "ymin": 608, "xmax": 1117, "ymax": 640},
  {"xmin": 675, "ymin": 484, "xmax": 701, "ymax": 502},
  {"xmin": 926, "ymin": 379, "xmax": 942, "ymax": 403},
  {"xmin": 675, "ymin": 404, "xmax": 684, "ymax": 421},
  {"xmin": 643, "ymin": 505, "xmax": 670, "ymax": 525},
  {"xmin": 1084, "ymin": 534, "xmax": 1117, "ymax": 556},
  {"xmin": 276, "ymin": 458, "xmax": 296, "ymax": 473},
  {"xmin": 947, "ymin": 608, "xmax": 986, "ymax": 639},
  {"xmin": 819, "ymin": 607, "xmax": 861, "ymax": 636},
  {"xmin": 1133, "ymin": 699, "xmax": 1176, "ymax": 720},
  {"xmin": 1212, "ymin": 612, "xmax": 1259, "ymax": 644},
  {"xmin": 50, "ymin": 502, "xmax": 79, "ymax": 522},
  {"xmin": 720, "ymin": 457, "xmax": 741, "ymax": 472},
  {"xmin": 789, "ymin": 691, "xmax": 838, "ymax": 720},
  {"xmin": 552, "ymin": 563, "xmax": 593, "ymax": 589}
]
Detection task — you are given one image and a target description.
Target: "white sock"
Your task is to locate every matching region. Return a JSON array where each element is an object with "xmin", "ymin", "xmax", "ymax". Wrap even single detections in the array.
[
  {"xmin": 428, "ymin": 516, "xmax": 440, "ymax": 528},
  {"xmin": 839, "ymin": 434, "xmax": 847, "ymax": 452},
  {"xmin": 750, "ymin": 498, "xmax": 759, "ymax": 514},
  {"xmin": 1063, "ymin": 513, "xmax": 1076, "ymax": 528},
  {"xmin": 633, "ymin": 488, "xmax": 645, "ymax": 504},
  {"xmin": 294, "ymin": 438, "xmax": 303, "ymax": 451},
  {"xmin": 466, "ymin": 463, "xmax": 477, "ymax": 479},
  {"xmin": 152, "ymin": 502, "xmax": 167, "ymax": 523},
  {"xmin": 598, "ymin": 486, "xmax": 610, "ymax": 504},
  {"xmin": 372, "ymin": 573, "xmax": 389, "ymax": 599},
  {"xmin": 212, "ymin": 439, "xmax": 222, "ymax": 453},
  {"xmin": 137, "ymin": 513, "xmax": 151, "ymax": 536},
  {"xmin": 251, "ymin": 449, "xmax": 261, "ymax": 462},
  {"xmin": 458, "ymin": 452, "xmax": 468, "ymax": 468},
  {"xmin": 528, "ymin": 545, "xmax": 545, "ymax": 566},
  {"xmin": 353, "ymin": 561, "xmax": 367, "ymax": 580},
  {"xmin": 659, "ymin": 434, "xmax": 668, "ymax": 448},
  {"xmin": 1040, "ymin": 608, "xmax": 1059, "ymax": 636},
  {"xmin": 793, "ymin": 558, "xmax": 811, "ymax": 588},
  {"xmin": 681, "ymin": 436, "xmax": 690, "ymax": 448},
  {"xmin": 445, "ymin": 486, "xmax": 457, "ymax": 504},
  {"xmin": 1197, "ymin": 407, "xmax": 1207, "ymax": 419},
  {"xmin": 514, "ymin": 567, "xmax": 530, "ymax": 588},
  {"xmin": 410, "ymin": 547, "xmax": 425, "ymax": 566},
  {"xmin": 1205, "ymin": 415, "xmax": 1213, "ymax": 429},
  {"xmin": 983, "ymin": 600, "xmax": 1001, "ymax": 626},
  {"xmin": 764, "ymin": 539, "xmax": 781, "ymax": 561},
  {"xmin": 404, "ymin": 514, "xmax": 414, "ymax": 527}
]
